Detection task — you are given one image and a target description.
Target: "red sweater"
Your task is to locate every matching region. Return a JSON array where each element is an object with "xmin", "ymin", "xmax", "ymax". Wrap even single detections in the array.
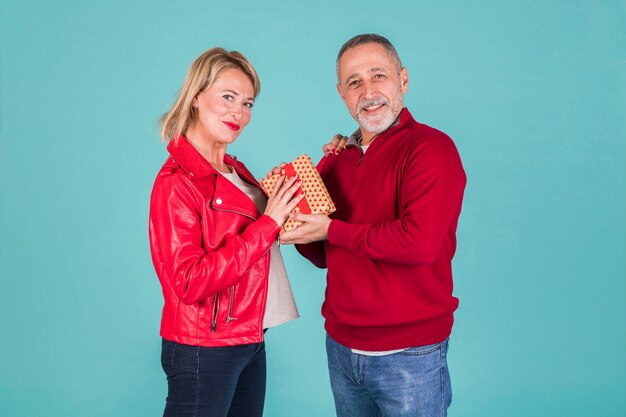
[{"xmin": 297, "ymin": 108, "xmax": 466, "ymax": 350}]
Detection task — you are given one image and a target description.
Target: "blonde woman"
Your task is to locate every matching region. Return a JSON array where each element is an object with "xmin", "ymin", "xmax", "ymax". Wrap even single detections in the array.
[{"xmin": 149, "ymin": 47, "xmax": 303, "ymax": 417}]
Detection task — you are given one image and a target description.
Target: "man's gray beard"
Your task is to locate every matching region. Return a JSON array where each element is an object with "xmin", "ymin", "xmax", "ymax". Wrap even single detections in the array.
[
  {"xmin": 357, "ymin": 105, "xmax": 397, "ymax": 134},
  {"xmin": 355, "ymin": 93, "xmax": 403, "ymax": 135}
]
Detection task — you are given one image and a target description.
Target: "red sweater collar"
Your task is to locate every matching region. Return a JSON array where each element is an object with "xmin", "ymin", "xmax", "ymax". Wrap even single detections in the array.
[{"xmin": 346, "ymin": 107, "xmax": 415, "ymax": 146}]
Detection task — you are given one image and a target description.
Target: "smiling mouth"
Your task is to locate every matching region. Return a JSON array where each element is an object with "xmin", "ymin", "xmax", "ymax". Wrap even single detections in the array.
[
  {"xmin": 223, "ymin": 121, "xmax": 240, "ymax": 130},
  {"xmin": 361, "ymin": 104, "xmax": 385, "ymax": 114}
]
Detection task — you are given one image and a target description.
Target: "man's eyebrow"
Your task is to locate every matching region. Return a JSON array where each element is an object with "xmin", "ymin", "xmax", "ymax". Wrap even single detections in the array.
[
  {"xmin": 343, "ymin": 67, "xmax": 389, "ymax": 84},
  {"xmin": 344, "ymin": 72, "xmax": 365, "ymax": 85}
]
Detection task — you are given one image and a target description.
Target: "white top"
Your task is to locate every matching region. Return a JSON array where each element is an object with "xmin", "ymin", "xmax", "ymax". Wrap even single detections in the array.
[
  {"xmin": 351, "ymin": 347, "xmax": 408, "ymax": 356},
  {"xmin": 220, "ymin": 168, "xmax": 299, "ymax": 328}
]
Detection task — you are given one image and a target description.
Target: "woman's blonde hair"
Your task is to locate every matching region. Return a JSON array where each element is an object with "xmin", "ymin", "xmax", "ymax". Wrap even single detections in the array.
[{"xmin": 160, "ymin": 47, "xmax": 260, "ymax": 142}]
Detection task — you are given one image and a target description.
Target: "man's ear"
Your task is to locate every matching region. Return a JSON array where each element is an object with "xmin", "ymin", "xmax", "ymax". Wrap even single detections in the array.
[{"xmin": 400, "ymin": 67, "xmax": 409, "ymax": 94}]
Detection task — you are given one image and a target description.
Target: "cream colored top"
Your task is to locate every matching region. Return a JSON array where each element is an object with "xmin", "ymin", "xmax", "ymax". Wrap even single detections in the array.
[{"xmin": 220, "ymin": 168, "xmax": 299, "ymax": 329}]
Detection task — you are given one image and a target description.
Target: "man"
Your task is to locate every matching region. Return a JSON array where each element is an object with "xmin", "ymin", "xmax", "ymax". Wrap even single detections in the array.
[{"xmin": 280, "ymin": 34, "xmax": 466, "ymax": 417}]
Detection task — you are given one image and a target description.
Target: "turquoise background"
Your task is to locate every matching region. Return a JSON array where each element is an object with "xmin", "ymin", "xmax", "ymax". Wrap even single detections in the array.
[{"xmin": 1, "ymin": 1, "xmax": 624, "ymax": 416}]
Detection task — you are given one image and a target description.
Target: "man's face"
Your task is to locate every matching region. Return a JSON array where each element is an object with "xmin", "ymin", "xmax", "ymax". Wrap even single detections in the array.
[{"xmin": 336, "ymin": 43, "xmax": 408, "ymax": 139}]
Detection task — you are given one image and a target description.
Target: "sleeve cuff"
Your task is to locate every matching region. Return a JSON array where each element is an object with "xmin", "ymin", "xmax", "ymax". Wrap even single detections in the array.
[
  {"xmin": 257, "ymin": 214, "xmax": 281, "ymax": 240},
  {"xmin": 327, "ymin": 219, "xmax": 354, "ymax": 249}
]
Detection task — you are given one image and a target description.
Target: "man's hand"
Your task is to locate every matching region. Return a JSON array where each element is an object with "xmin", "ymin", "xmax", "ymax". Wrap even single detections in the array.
[
  {"xmin": 322, "ymin": 134, "xmax": 348, "ymax": 156},
  {"xmin": 279, "ymin": 213, "xmax": 331, "ymax": 244}
]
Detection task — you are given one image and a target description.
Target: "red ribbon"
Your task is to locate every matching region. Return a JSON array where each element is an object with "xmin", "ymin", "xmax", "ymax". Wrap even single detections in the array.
[{"xmin": 283, "ymin": 163, "xmax": 311, "ymax": 214}]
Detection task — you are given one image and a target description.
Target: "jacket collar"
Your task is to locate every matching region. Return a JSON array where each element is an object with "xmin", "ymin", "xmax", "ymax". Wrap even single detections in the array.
[
  {"xmin": 166, "ymin": 134, "xmax": 251, "ymax": 182},
  {"xmin": 346, "ymin": 107, "xmax": 414, "ymax": 147},
  {"xmin": 166, "ymin": 134, "xmax": 263, "ymax": 218},
  {"xmin": 167, "ymin": 134, "xmax": 219, "ymax": 178}
]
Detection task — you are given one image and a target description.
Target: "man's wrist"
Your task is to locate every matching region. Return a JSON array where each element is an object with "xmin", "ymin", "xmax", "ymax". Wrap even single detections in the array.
[
  {"xmin": 323, "ymin": 217, "xmax": 332, "ymax": 240},
  {"xmin": 326, "ymin": 219, "xmax": 338, "ymax": 243}
]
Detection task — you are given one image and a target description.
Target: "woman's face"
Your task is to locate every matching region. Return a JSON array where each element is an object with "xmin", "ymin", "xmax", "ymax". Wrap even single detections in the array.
[{"xmin": 190, "ymin": 68, "xmax": 255, "ymax": 146}]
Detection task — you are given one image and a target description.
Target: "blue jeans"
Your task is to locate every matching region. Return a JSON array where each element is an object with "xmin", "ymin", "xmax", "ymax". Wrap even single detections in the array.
[
  {"xmin": 326, "ymin": 335, "xmax": 452, "ymax": 417},
  {"xmin": 161, "ymin": 338, "xmax": 266, "ymax": 417}
]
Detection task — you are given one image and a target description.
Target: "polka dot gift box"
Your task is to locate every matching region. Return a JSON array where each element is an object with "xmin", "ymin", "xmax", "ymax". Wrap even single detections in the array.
[{"xmin": 261, "ymin": 154, "xmax": 336, "ymax": 230}]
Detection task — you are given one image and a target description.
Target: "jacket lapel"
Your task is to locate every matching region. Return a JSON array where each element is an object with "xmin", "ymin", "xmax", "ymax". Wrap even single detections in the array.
[{"xmin": 210, "ymin": 174, "xmax": 261, "ymax": 219}]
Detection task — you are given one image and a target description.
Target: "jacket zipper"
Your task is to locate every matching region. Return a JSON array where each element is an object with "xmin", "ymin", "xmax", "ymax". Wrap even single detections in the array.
[
  {"xmin": 210, "ymin": 286, "xmax": 237, "ymax": 331},
  {"xmin": 211, "ymin": 292, "xmax": 220, "ymax": 333},
  {"xmin": 211, "ymin": 197, "xmax": 258, "ymax": 329},
  {"xmin": 213, "ymin": 206, "xmax": 257, "ymax": 221},
  {"xmin": 226, "ymin": 286, "xmax": 237, "ymax": 323},
  {"xmin": 212, "ymin": 177, "xmax": 261, "ymax": 221},
  {"xmin": 211, "ymin": 200, "xmax": 268, "ymax": 335}
]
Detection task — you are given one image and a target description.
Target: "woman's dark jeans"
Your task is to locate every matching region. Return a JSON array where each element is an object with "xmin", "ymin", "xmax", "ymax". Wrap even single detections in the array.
[{"xmin": 161, "ymin": 338, "xmax": 266, "ymax": 417}]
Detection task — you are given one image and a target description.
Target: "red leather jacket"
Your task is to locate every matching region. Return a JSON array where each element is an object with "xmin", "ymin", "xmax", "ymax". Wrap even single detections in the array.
[{"xmin": 149, "ymin": 135, "xmax": 280, "ymax": 347}]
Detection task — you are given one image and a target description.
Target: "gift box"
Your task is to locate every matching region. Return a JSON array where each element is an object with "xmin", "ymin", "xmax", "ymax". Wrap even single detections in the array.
[{"xmin": 261, "ymin": 154, "xmax": 336, "ymax": 230}]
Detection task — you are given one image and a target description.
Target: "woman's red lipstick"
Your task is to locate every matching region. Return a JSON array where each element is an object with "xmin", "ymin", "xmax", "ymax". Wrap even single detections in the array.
[{"xmin": 223, "ymin": 121, "xmax": 240, "ymax": 131}]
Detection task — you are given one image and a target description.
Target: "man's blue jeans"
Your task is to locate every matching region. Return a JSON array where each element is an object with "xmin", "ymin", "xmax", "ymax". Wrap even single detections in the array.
[
  {"xmin": 161, "ymin": 338, "xmax": 266, "ymax": 417},
  {"xmin": 326, "ymin": 335, "xmax": 452, "ymax": 417}
]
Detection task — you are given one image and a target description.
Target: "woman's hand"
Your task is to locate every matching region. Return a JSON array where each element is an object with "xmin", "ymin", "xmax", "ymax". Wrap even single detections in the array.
[
  {"xmin": 322, "ymin": 133, "xmax": 348, "ymax": 155},
  {"xmin": 264, "ymin": 174, "xmax": 305, "ymax": 227}
]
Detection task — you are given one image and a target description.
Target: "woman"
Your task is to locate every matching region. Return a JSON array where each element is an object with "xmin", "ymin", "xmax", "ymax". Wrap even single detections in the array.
[{"xmin": 149, "ymin": 47, "xmax": 304, "ymax": 417}]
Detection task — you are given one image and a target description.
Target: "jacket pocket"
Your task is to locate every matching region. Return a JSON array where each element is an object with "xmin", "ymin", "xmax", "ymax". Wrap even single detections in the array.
[
  {"xmin": 209, "ymin": 287, "xmax": 236, "ymax": 332},
  {"xmin": 226, "ymin": 286, "xmax": 237, "ymax": 323}
]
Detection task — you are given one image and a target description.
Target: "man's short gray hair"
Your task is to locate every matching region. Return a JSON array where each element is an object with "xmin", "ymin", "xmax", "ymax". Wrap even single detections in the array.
[{"xmin": 336, "ymin": 33, "xmax": 403, "ymax": 79}]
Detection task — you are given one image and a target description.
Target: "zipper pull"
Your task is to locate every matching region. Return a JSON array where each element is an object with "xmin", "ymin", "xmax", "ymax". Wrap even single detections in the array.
[{"xmin": 226, "ymin": 286, "xmax": 237, "ymax": 323}]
